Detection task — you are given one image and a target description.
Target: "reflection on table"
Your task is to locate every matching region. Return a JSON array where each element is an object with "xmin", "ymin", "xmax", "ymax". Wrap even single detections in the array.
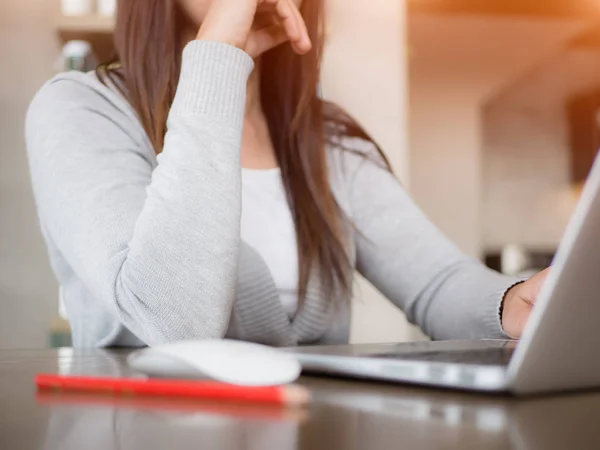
[{"xmin": 1, "ymin": 349, "xmax": 600, "ymax": 450}]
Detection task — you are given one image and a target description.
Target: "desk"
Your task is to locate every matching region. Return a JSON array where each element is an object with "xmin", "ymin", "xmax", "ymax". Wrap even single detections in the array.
[{"xmin": 1, "ymin": 349, "xmax": 600, "ymax": 449}]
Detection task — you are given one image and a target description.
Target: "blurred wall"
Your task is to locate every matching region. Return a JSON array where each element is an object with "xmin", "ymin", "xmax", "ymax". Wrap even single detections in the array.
[
  {"xmin": 0, "ymin": 0, "xmax": 61, "ymax": 348},
  {"xmin": 409, "ymin": 75, "xmax": 484, "ymax": 257},
  {"xmin": 483, "ymin": 96, "xmax": 577, "ymax": 252},
  {"xmin": 322, "ymin": 0, "xmax": 425, "ymax": 343},
  {"xmin": 408, "ymin": 15, "xmax": 588, "ymax": 258},
  {"xmin": 483, "ymin": 48, "xmax": 600, "ymax": 251}
]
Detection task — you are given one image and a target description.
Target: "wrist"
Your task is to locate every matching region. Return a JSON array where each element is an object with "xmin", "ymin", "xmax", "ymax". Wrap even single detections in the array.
[
  {"xmin": 500, "ymin": 281, "xmax": 526, "ymax": 336},
  {"xmin": 172, "ymin": 41, "xmax": 254, "ymax": 122},
  {"xmin": 196, "ymin": 30, "xmax": 244, "ymax": 50}
]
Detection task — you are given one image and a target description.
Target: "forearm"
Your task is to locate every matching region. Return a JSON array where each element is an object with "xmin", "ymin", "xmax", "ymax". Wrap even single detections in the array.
[
  {"xmin": 345, "ymin": 140, "xmax": 520, "ymax": 340},
  {"xmin": 27, "ymin": 42, "xmax": 254, "ymax": 345},
  {"xmin": 405, "ymin": 262, "xmax": 519, "ymax": 340}
]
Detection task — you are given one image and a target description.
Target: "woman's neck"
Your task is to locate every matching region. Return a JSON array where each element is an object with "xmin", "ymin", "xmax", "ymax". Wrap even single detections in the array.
[
  {"xmin": 245, "ymin": 65, "xmax": 262, "ymax": 118},
  {"xmin": 242, "ymin": 65, "xmax": 278, "ymax": 170}
]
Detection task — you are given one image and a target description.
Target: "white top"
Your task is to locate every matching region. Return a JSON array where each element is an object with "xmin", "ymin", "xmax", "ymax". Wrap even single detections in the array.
[{"xmin": 240, "ymin": 168, "xmax": 299, "ymax": 317}]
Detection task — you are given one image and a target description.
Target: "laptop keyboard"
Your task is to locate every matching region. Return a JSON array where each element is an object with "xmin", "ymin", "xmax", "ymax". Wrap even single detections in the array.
[{"xmin": 369, "ymin": 347, "xmax": 515, "ymax": 367}]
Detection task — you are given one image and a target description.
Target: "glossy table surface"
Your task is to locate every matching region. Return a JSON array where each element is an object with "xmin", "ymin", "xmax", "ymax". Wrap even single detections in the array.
[{"xmin": 2, "ymin": 349, "xmax": 600, "ymax": 450}]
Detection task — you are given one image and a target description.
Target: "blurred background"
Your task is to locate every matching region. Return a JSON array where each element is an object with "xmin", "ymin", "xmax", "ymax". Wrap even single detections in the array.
[{"xmin": 1, "ymin": 0, "xmax": 599, "ymax": 348}]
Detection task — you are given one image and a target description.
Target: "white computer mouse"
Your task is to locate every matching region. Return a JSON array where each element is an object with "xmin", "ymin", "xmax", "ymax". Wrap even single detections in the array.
[{"xmin": 127, "ymin": 339, "xmax": 301, "ymax": 386}]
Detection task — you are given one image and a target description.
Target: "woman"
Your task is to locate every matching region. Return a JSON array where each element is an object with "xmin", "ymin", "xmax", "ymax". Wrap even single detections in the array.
[{"xmin": 26, "ymin": 0, "xmax": 545, "ymax": 348}]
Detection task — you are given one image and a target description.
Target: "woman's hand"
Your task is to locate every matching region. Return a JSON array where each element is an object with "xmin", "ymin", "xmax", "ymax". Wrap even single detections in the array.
[
  {"xmin": 196, "ymin": 0, "xmax": 312, "ymax": 58},
  {"xmin": 501, "ymin": 268, "xmax": 551, "ymax": 339}
]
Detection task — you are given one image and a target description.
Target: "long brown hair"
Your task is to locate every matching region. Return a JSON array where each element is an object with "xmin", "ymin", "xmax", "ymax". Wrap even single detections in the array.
[{"xmin": 99, "ymin": 0, "xmax": 388, "ymax": 305}]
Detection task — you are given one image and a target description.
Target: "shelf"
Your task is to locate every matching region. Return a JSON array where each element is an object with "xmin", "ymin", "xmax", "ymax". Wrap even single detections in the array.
[
  {"xmin": 56, "ymin": 15, "xmax": 115, "ymax": 62},
  {"xmin": 57, "ymin": 15, "xmax": 115, "ymax": 34}
]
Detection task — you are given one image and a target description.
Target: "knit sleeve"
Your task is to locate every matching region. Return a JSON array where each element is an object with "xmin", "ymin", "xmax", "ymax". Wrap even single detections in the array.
[
  {"xmin": 26, "ymin": 41, "xmax": 254, "ymax": 346},
  {"xmin": 341, "ymin": 139, "xmax": 519, "ymax": 340}
]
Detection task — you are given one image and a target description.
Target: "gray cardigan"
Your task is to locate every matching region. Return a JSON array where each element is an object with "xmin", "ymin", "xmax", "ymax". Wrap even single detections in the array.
[{"xmin": 26, "ymin": 41, "xmax": 517, "ymax": 348}]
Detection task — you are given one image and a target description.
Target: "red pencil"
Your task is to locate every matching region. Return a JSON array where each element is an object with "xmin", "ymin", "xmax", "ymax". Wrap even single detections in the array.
[{"xmin": 35, "ymin": 374, "xmax": 311, "ymax": 407}]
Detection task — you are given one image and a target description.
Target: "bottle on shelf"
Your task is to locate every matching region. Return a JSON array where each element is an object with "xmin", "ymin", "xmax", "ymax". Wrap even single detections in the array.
[
  {"xmin": 60, "ymin": 40, "xmax": 96, "ymax": 72},
  {"xmin": 61, "ymin": 0, "xmax": 95, "ymax": 16},
  {"xmin": 61, "ymin": 0, "xmax": 116, "ymax": 17},
  {"xmin": 97, "ymin": 0, "xmax": 116, "ymax": 17}
]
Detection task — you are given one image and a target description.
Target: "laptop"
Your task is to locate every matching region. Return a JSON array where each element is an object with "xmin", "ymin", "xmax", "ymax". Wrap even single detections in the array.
[{"xmin": 288, "ymin": 153, "xmax": 600, "ymax": 395}]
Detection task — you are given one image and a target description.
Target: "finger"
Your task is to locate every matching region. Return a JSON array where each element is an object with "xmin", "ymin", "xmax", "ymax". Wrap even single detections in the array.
[
  {"xmin": 515, "ymin": 306, "xmax": 532, "ymax": 339},
  {"xmin": 247, "ymin": 25, "xmax": 289, "ymax": 58},
  {"xmin": 503, "ymin": 298, "xmax": 532, "ymax": 340},
  {"xmin": 285, "ymin": 0, "xmax": 312, "ymax": 54},
  {"xmin": 278, "ymin": 0, "xmax": 311, "ymax": 54},
  {"xmin": 259, "ymin": 0, "xmax": 310, "ymax": 54},
  {"xmin": 267, "ymin": 0, "xmax": 302, "ymax": 48}
]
